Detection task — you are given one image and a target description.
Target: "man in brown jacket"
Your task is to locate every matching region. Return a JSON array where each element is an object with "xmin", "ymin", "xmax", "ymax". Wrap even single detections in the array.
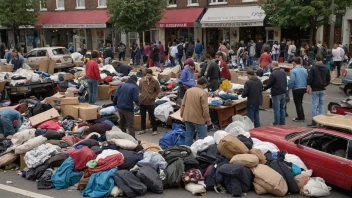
[
  {"xmin": 181, "ymin": 77, "xmax": 211, "ymax": 146},
  {"xmin": 137, "ymin": 69, "xmax": 161, "ymax": 135}
]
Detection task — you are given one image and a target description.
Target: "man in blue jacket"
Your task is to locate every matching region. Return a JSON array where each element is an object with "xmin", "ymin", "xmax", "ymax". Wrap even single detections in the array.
[
  {"xmin": 195, "ymin": 40, "xmax": 203, "ymax": 63},
  {"xmin": 178, "ymin": 58, "xmax": 196, "ymax": 103},
  {"xmin": 0, "ymin": 108, "xmax": 22, "ymax": 137},
  {"xmin": 113, "ymin": 75, "xmax": 139, "ymax": 137},
  {"xmin": 288, "ymin": 57, "xmax": 308, "ymax": 122}
]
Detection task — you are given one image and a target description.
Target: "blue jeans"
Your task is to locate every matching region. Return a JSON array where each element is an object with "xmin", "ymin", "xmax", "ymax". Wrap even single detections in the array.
[
  {"xmin": 134, "ymin": 55, "xmax": 140, "ymax": 65},
  {"xmin": 263, "ymin": 66, "xmax": 271, "ymax": 73},
  {"xmin": 273, "ymin": 54, "xmax": 279, "ymax": 61},
  {"xmin": 0, "ymin": 116, "xmax": 16, "ymax": 136},
  {"xmin": 243, "ymin": 59, "xmax": 247, "ymax": 67},
  {"xmin": 272, "ymin": 94, "xmax": 286, "ymax": 125},
  {"xmin": 248, "ymin": 56, "xmax": 254, "ymax": 67},
  {"xmin": 247, "ymin": 105, "xmax": 260, "ymax": 128},
  {"xmin": 87, "ymin": 78, "xmax": 98, "ymax": 104},
  {"xmin": 284, "ymin": 52, "xmax": 288, "ymax": 62},
  {"xmin": 185, "ymin": 121, "xmax": 207, "ymax": 146},
  {"xmin": 312, "ymin": 91, "xmax": 325, "ymax": 118},
  {"xmin": 196, "ymin": 53, "xmax": 202, "ymax": 62}
]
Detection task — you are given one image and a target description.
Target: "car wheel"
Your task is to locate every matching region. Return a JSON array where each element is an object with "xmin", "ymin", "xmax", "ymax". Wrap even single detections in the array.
[{"xmin": 344, "ymin": 84, "xmax": 352, "ymax": 96}]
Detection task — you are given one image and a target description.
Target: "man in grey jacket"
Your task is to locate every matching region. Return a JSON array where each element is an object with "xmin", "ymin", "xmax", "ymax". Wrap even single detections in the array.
[{"xmin": 248, "ymin": 40, "xmax": 256, "ymax": 68}]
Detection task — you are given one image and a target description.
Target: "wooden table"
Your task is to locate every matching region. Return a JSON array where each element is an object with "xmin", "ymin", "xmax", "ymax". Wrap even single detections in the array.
[{"xmin": 209, "ymin": 99, "xmax": 247, "ymax": 128}]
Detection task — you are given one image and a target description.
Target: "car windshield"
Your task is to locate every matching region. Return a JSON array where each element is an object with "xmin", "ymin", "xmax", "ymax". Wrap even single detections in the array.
[
  {"xmin": 52, "ymin": 48, "xmax": 69, "ymax": 55},
  {"xmin": 285, "ymin": 129, "xmax": 313, "ymax": 140}
]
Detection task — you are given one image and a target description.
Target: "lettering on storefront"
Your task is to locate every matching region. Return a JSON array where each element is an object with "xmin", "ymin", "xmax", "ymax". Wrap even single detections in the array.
[
  {"xmin": 42, "ymin": 24, "xmax": 107, "ymax": 28},
  {"xmin": 157, "ymin": 23, "xmax": 191, "ymax": 28},
  {"xmin": 202, "ymin": 21, "xmax": 263, "ymax": 28}
]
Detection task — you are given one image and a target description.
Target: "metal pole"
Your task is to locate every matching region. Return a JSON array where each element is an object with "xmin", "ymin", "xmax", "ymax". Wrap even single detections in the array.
[{"xmin": 329, "ymin": 0, "xmax": 335, "ymax": 48}]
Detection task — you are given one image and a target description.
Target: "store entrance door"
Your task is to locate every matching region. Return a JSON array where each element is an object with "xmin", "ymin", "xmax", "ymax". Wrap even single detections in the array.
[
  {"xmin": 206, "ymin": 28, "xmax": 220, "ymax": 57},
  {"xmin": 86, "ymin": 29, "xmax": 92, "ymax": 50}
]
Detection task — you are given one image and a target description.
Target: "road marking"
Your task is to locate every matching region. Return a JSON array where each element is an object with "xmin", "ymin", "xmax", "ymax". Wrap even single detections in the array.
[{"xmin": 0, "ymin": 184, "xmax": 54, "ymax": 198}]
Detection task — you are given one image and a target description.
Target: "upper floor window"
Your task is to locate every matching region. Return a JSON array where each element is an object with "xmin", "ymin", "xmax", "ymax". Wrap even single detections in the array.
[
  {"xmin": 98, "ymin": 0, "xmax": 107, "ymax": 8},
  {"xmin": 76, "ymin": 0, "xmax": 86, "ymax": 9},
  {"xmin": 242, "ymin": 0, "xmax": 258, "ymax": 2},
  {"xmin": 168, "ymin": 0, "xmax": 177, "ymax": 8},
  {"xmin": 56, "ymin": 0, "xmax": 65, "ymax": 10},
  {"xmin": 188, "ymin": 0, "xmax": 199, "ymax": 6},
  {"xmin": 40, "ymin": 0, "xmax": 47, "ymax": 11},
  {"xmin": 210, "ymin": 0, "xmax": 227, "ymax": 5}
]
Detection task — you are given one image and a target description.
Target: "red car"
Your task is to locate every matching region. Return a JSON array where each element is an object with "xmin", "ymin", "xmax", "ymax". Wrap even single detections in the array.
[{"xmin": 250, "ymin": 125, "xmax": 352, "ymax": 191}]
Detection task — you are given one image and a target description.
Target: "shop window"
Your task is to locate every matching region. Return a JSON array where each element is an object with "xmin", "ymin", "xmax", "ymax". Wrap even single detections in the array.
[
  {"xmin": 98, "ymin": 0, "xmax": 107, "ymax": 8},
  {"xmin": 188, "ymin": 0, "xmax": 198, "ymax": 6},
  {"xmin": 210, "ymin": 0, "xmax": 227, "ymax": 5},
  {"xmin": 40, "ymin": 0, "xmax": 47, "ymax": 11},
  {"xmin": 168, "ymin": 0, "xmax": 177, "ymax": 8},
  {"xmin": 56, "ymin": 0, "xmax": 64, "ymax": 10},
  {"xmin": 76, "ymin": 0, "xmax": 85, "ymax": 9}
]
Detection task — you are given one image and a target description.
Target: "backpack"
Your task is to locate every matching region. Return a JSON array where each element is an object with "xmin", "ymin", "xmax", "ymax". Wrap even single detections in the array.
[
  {"xmin": 162, "ymin": 145, "xmax": 192, "ymax": 164},
  {"xmin": 27, "ymin": 102, "xmax": 52, "ymax": 117},
  {"xmin": 159, "ymin": 124, "xmax": 186, "ymax": 150},
  {"xmin": 136, "ymin": 165, "xmax": 163, "ymax": 194},
  {"xmin": 163, "ymin": 157, "xmax": 184, "ymax": 189}
]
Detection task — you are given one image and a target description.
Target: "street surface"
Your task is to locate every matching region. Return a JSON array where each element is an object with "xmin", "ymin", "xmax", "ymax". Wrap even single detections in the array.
[{"xmin": 0, "ymin": 84, "xmax": 351, "ymax": 198}]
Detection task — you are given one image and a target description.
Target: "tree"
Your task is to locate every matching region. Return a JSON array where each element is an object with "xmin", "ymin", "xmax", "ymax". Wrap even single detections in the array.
[
  {"xmin": 0, "ymin": 0, "xmax": 39, "ymax": 48},
  {"xmin": 260, "ymin": 0, "xmax": 352, "ymax": 45},
  {"xmin": 107, "ymin": 0, "xmax": 167, "ymax": 33}
]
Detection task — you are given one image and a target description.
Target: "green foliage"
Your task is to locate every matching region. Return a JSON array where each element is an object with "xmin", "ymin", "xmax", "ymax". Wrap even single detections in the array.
[
  {"xmin": 0, "ymin": 0, "xmax": 39, "ymax": 29},
  {"xmin": 107, "ymin": 0, "xmax": 167, "ymax": 33}
]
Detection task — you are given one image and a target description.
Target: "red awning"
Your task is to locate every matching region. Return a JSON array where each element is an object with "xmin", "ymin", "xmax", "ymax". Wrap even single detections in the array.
[
  {"xmin": 156, "ymin": 8, "xmax": 204, "ymax": 28},
  {"xmin": 37, "ymin": 10, "xmax": 109, "ymax": 28}
]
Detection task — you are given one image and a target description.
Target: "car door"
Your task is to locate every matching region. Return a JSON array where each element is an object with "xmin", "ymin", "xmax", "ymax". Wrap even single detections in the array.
[
  {"xmin": 292, "ymin": 132, "xmax": 348, "ymax": 188},
  {"xmin": 24, "ymin": 50, "xmax": 38, "ymax": 69},
  {"xmin": 346, "ymin": 140, "xmax": 352, "ymax": 190}
]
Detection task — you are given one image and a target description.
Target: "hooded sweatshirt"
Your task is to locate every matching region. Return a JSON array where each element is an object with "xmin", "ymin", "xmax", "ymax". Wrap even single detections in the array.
[
  {"xmin": 242, "ymin": 76, "xmax": 263, "ymax": 106},
  {"xmin": 307, "ymin": 63, "xmax": 330, "ymax": 91},
  {"xmin": 180, "ymin": 66, "xmax": 195, "ymax": 88}
]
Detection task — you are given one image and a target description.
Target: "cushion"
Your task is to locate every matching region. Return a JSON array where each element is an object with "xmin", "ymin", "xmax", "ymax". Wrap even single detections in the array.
[
  {"xmin": 106, "ymin": 126, "xmax": 136, "ymax": 142},
  {"xmin": 217, "ymin": 134, "xmax": 249, "ymax": 159},
  {"xmin": 230, "ymin": 154, "xmax": 259, "ymax": 168},
  {"xmin": 185, "ymin": 182, "xmax": 206, "ymax": 195},
  {"xmin": 0, "ymin": 152, "xmax": 18, "ymax": 167},
  {"xmin": 108, "ymin": 139, "xmax": 137, "ymax": 150},
  {"xmin": 15, "ymin": 135, "xmax": 47, "ymax": 154},
  {"xmin": 249, "ymin": 148, "xmax": 267, "ymax": 164},
  {"xmin": 11, "ymin": 129, "xmax": 36, "ymax": 146}
]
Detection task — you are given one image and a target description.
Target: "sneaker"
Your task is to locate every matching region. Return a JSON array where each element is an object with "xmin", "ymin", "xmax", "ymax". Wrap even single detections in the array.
[
  {"xmin": 293, "ymin": 118, "xmax": 305, "ymax": 122},
  {"xmin": 152, "ymin": 131, "xmax": 158, "ymax": 136},
  {"xmin": 137, "ymin": 130, "xmax": 146, "ymax": 135}
]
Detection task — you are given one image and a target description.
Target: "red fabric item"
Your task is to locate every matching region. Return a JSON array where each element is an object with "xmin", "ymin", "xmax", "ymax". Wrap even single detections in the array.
[
  {"xmin": 85, "ymin": 153, "xmax": 124, "ymax": 177},
  {"xmin": 156, "ymin": 8, "xmax": 204, "ymax": 28},
  {"xmin": 70, "ymin": 146, "xmax": 97, "ymax": 171},
  {"xmin": 167, "ymin": 82, "xmax": 175, "ymax": 90},
  {"xmin": 85, "ymin": 60, "xmax": 101, "ymax": 81},
  {"xmin": 259, "ymin": 53, "xmax": 273, "ymax": 68},
  {"xmin": 38, "ymin": 120, "xmax": 62, "ymax": 130},
  {"xmin": 104, "ymin": 76, "xmax": 113, "ymax": 83},
  {"xmin": 144, "ymin": 45, "xmax": 151, "ymax": 56},
  {"xmin": 220, "ymin": 60, "xmax": 231, "ymax": 80},
  {"xmin": 62, "ymin": 136, "xmax": 81, "ymax": 146},
  {"xmin": 37, "ymin": 10, "xmax": 108, "ymax": 26}
]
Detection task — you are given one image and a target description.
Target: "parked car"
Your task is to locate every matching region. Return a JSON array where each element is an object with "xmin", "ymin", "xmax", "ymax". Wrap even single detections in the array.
[
  {"xmin": 24, "ymin": 47, "xmax": 74, "ymax": 70},
  {"xmin": 340, "ymin": 59, "xmax": 352, "ymax": 96},
  {"xmin": 250, "ymin": 125, "xmax": 352, "ymax": 191}
]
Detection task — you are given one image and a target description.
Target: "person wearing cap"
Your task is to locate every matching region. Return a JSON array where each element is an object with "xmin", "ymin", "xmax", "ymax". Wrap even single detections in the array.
[
  {"xmin": 241, "ymin": 70, "xmax": 263, "ymax": 128},
  {"xmin": 0, "ymin": 104, "xmax": 27, "ymax": 137},
  {"xmin": 113, "ymin": 75, "xmax": 139, "ymax": 137},
  {"xmin": 138, "ymin": 69, "xmax": 161, "ymax": 136},
  {"xmin": 215, "ymin": 52, "xmax": 231, "ymax": 81},
  {"xmin": 86, "ymin": 51, "xmax": 101, "ymax": 104},
  {"xmin": 181, "ymin": 77, "xmax": 211, "ymax": 146},
  {"xmin": 178, "ymin": 58, "xmax": 196, "ymax": 102}
]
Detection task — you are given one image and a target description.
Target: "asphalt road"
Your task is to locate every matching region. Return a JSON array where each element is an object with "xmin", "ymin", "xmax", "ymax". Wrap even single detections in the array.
[{"xmin": 0, "ymin": 84, "xmax": 351, "ymax": 198}]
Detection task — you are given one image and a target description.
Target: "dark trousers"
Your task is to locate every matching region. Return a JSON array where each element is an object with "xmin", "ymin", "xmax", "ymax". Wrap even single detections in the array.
[
  {"xmin": 117, "ymin": 109, "xmax": 135, "ymax": 137},
  {"xmin": 119, "ymin": 52, "xmax": 125, "ymax": 61},
  {"xmin": 247, "ymin": 105, "xmax": 260, "ymax": 128},
  {"xmin": 178, "ymin": 55, "xmax": 183, "ymax": 67},
  {"xmin": 207, "ymin": 78, "xmax": 220, "ymax": 92},
  {"xmin": 292, "ymin": 89, "xmax": 306, "ymax": 120},
  {"xmin": 143, "ymin": 55, "xmax": 148, "ymax": 64},
  {"xmin": 177, "ymin": 86, "xmax": 186, "ymax": 104},
  {"xmin": 140, "ymin": 104, "xmax": 157, "ymax": 132},
  {"xmin": 335, "ymin": 61, "xmax": 342, "ymax": 77}
]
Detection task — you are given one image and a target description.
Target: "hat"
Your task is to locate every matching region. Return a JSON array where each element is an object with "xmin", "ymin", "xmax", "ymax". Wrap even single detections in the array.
[
  {"xmin": 184, "ymin": 58, "xmax": 195, "ymax": 66},
  {"xmin": 129, "ymin": 75, "xmax": 138, "ymax": 82}
]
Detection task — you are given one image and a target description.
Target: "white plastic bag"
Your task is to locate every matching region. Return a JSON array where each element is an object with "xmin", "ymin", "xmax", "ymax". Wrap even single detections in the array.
[
  {"xmin": 103, "ymin": 64, "xmax": 117, "ymax": 74},
  {"xmin": 154, "ymin": 102, "xmax": 174, "ymax": 122},
  {"xmin": 224, "ymin": 121, "xmax": 250, "ymax": 138},
  {"xmin": 303, "ymin": 177, "xmax": 331, "ymax": 197},
  {"xmin": 252, "ymin": 137, "xmax": 279, "ymax": 154},
  {"xmin": 214, "ymin": 130, "xmax": 229, "ymax": 144},
  {"xmin": 190, "ymin": 136, "xmax": 215, "ymax": 156},
  {"xmin": 232, "ymin": 115, "xmax": 254, "ymax": 131},
  {"xmin": 285, "ymin": 154, "xmax": 308, "ymax": 170}
]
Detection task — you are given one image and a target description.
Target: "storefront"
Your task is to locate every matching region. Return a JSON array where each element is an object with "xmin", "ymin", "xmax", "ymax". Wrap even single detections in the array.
[
  {"xmin": 37, "ymin": 10, "xmax": 111, "ymax": 52},
  {"xmin": 155, "ymin": 8, "xmax": 204, "ymax": 46},
  {"xmin": 342, "ymin": 8, "xmax": 352, "ymax": 52},
  {"xmin": 200, "ymin": 6, "xmax": 266, "ymax": 54}
]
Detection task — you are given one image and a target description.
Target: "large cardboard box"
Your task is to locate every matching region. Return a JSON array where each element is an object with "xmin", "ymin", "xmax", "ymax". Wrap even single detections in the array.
[
  {"xmin": 78, "ymin": 103, "xmax": 99, "ymax": 121},
  {"xmin": 60, "ymin": 97, "xmax": 79, "ymax": 105},
  {"xmin": 39, "ymin": 57, "xmax": 50, "ymax": 72},
  {"xmin": 262, "ymin": 94, "xmax": 272, "ymax": 109},
  {"xmin": 98, "ymin": 85, "xmax": 110, "ymax": 100},
  {"xmin": 48, "ymin": 60, "xmax": 55, "ymax": 74},
  {"xmin": 238, "ymin": 76, "xmax": 248, "ymax": 85},
  {"xmin": 61, "ymin": 105, "xmax": 79, "ymax": 119},
  {"xmin": 29, "ymin": 108, "xmax": 60, "ymax": 126},
  {"xmin": 134, "ymin": 114, "xmax": 151, "ymax": 131},
  {"xmin": 0, "ymin": 80, "xmax": 7, "ymax": 92},
  {"xmin": 230, "ymin": 71, "xmax": 239, "ymax": 83},
  {"xmin": 0, "ymin": 65, "xmax": 13, "ymax": 72}
]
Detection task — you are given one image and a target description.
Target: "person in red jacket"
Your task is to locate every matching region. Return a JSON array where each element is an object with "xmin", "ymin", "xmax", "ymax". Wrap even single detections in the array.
[
  {"xmin": 216, "ymin": 52, "xmax": 231, "ymax": 81},
  {"xmin": 259, "ymin": 47, "xmax": 273, "ymax": 73},
  {"xmin": 86, "ymin": 51, "xmax": 101, "ymax": 104}
]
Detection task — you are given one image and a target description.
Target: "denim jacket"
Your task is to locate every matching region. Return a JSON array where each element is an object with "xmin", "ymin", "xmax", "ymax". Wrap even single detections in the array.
[{"xmin": 288, "ymin": 65, "xmax": 308, "ymax": 90}]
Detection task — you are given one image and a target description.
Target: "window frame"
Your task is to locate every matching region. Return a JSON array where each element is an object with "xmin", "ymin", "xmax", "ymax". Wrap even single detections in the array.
[
  {"xmin": 27, "ymin": 50, "xmax": 38, "ymax": 58},
  {"xmin": 97, "ymin": 0, "xmax": 107, "ymax": 8},
  {"xmin": 37, "ymin": 50, "xmax": 48, "ymax": 57},
  {"xmin": 209, "ymin": 0, "xmax": 227, "ymax": 5},
  {"xmin": 187, "ymin": 0, "xmax": 199, "ymax": 7},
  {"xmin": 242, "ymin": 0, "xmax": 258, "ymax": 2},
  {"xmin": 40, "ymin": 0, "xmax": 47, "ymax": 11},
  {"xmin": 76, "ymin": 0, "xmax": 86, "ymax": 9},
  {"xmin": 56, "ymin": 0, "xmax": 65, "ymax": 10},
  {"xmin": 167, "ymin": 0, "xmax": 177, "ymax": 8}
]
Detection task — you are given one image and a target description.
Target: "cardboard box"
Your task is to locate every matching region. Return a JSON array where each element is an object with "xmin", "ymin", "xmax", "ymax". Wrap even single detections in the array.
[
  {"xmin": 134, "ymin": 114, "xmax": 151, "ymax": 131},
  {"xmin": 262, "ymin": 94, "xmax": 272, "ymax": 109},
  {"xmin": 43, "ymin": 92, "xmax": 65, "ymax": 104},
  {"xmin": 20, "ymin": 153, "xmax": 26, "ymax": 170},
  {"xmin": 64, "ymin": 73, "xmax": 74, "ymax": 81},
  {"xmin": 61, "ymin": 105, "xmax": 79, "ymax": 119},
  {"xmin": 194, "ymin": 73, "xmax": 200, "ymax": 80},
  {"xmin": 0, "ymin": 80, "xmax": 7, "ymax": 92},
  {"xmin": 60, "ymin": 97, "xmax": 79, "ymax": 105},
  {"xmin": 39, "ymin": 57, "xmax": 50, "ymax": 72},
  {"xmin": 238, "ymin": 76, "xmax": 248, "ymax": 85},
  {"xmin": 78, "ymin": 103, "xmax": 99, "ymax": 121},
  {"xmin": 29, "ymin": 108, "xmax": 60, "ymax": 126},
  {"xmin": 0, "ymin": 65, "xmax": 13, "ymax": 72},
  {"xmin": 98, "ymin": 85, "xmax": 110, "ymax": 100},
  {"xmin": 48, "ymin": 60, "xmax": 55, "ymax": 74},
  {"xmin": 230, "ymin": 71, "xmax": 239, "ymax": 83}
]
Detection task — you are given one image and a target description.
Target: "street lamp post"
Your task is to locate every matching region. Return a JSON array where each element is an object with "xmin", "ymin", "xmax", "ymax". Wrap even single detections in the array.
[{"xmin": 329, "ymin": 0, "xmax": 336, "ymax": 48}]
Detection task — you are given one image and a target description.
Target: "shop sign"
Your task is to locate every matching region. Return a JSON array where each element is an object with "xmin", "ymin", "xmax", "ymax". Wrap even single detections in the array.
[
  {"xmin": 202, "ymin": 21, "xmax": 263, "ymax": 28},
  {"xmin": 156, "ymin": 23, "xmax": 193, "ymax": 28},
  {"xmin": 42, "ymin": 24, "xmax": 107, "ymax": 29}
]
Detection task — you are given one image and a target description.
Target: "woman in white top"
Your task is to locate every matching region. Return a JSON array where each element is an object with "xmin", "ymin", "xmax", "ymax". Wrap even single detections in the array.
[
  {"xmin": 237, "ymin": 43, "xmax": 245, "ymax": 67},
  {"xmin": 332, "ymin": 43, "xmax": 345, "ymax": 77},
  {"xmin": 271, "ymin": 41, "xmax": 280, "ymax": 61}
]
